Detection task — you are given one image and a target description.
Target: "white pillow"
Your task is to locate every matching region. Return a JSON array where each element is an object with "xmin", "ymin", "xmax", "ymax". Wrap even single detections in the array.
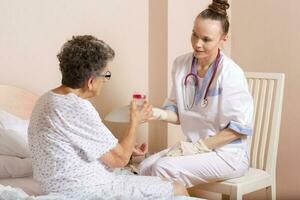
[
  {"xmin": 0, "ymin": 109, "xmax": 29, "ymax": 134},
  {"xmin": 0, "ymin": 128, "xmax": 30, "ymax": 158},
  {"xmin": 0, "ymin": 155, "xmax": 32, "ymax": 178},
  {"xmin": 0, "ymin": 109, "xmax": 30, "ymax": 158}
]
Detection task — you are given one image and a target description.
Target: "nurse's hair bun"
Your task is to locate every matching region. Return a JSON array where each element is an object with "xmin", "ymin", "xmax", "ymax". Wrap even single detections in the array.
[
  {"xmin": 198, "ymin": 0, "xmax": 230, "ymax": 34},
  {"xmin": 208, "ymin": 0, "xmax": 230, "ymax": 17}
]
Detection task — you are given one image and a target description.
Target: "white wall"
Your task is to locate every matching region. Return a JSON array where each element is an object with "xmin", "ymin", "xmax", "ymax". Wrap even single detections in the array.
[
  {"xmin": 231, "ymin": 0, "xmax": 300, "ymax": 199},
  {"xmin": 4, "ymin": 0, "xmax": 296, "ymax": 199},
  {"xmin": 0, "ymin": 0, "xmax": 149, "ymax": 142}
]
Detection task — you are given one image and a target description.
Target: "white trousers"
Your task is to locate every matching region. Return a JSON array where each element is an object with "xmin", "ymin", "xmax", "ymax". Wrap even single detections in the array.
[{"xmin": 138, "ymin": 149, "xmax": 249, "ymax": 188}]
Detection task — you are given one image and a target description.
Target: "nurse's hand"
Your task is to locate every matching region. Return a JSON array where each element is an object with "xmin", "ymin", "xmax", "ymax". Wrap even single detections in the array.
[
  {"xmin": 151, "ymin": 108, "xmax": 168, "ymax": 120},
  {"xmin": 130, "ymin": 100, "xmax": 153, "ymax": 124},
  {"xmin": 149, "ymin": 108, "xmax": 180, "ymax": 124},
  {"xmin": 132, "ymin": 143, "xmax": 148, "ymax": 156},
  {"xmin": 143, "ymin": 107, "xmax": 169, "ymax": 121},
  {"xmin": 165, "ymin": 140, "xmax": 211, "ymax": 157}
]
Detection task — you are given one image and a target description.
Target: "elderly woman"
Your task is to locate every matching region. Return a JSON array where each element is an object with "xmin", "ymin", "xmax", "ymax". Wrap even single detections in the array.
[{"xmin": 28, "ymin": 35, "xmax": 188, "ymax": 199}]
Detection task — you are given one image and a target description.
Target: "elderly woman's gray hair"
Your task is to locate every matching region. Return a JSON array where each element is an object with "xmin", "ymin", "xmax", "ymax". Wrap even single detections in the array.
[{"xmin": 57, "ymin": 35, "xmax": 115, "ymax": 88}]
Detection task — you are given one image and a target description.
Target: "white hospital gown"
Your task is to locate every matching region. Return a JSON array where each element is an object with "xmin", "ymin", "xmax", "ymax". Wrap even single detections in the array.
[{"xmin": 28, "ymin": 91, "xmax": 173, "ymax": 199}]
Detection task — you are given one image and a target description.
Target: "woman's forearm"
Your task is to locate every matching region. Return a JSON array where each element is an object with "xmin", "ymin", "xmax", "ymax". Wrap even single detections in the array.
[
  {"xmin": 102, "ymin": 121, "xmax": 138, "ymax": 168},
  {"xmin": 203, "ymin": 128, "xmax": 243, "ymax": 150},
  {"xmin": 118, "ymin": 121, "xmax": 139, "ymax": 163}
]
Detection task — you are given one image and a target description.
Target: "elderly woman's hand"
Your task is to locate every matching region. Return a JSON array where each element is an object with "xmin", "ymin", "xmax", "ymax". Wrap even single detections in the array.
[
  {"xmin": 130, "ymin": 100, "xmax": 153, "ymax": 124},
  {"xmin": 132, "ymin": 143, "xmax": 148, "ymax": 156},
  {"xmin": 165, "ymin": 140, "xmax": 211, "ymax": 157}
]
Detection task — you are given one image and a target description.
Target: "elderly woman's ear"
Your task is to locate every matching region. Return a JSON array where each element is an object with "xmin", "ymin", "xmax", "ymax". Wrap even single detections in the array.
[
  {"xmin": 80, "ymin": 76, "xmax": 96, "ymax": 93},
  {"xmin": 87, "ymin": 76, "xmax": 95, "ymax": 91}
]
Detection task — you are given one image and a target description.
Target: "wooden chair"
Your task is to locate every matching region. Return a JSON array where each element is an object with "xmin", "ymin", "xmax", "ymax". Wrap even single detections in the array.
[{"xmin": 191, "ymin": 72, "xmax": 285, "ymax": 200}]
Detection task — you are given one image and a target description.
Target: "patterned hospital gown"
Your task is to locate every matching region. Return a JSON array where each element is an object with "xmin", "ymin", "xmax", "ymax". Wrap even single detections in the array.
[{"xmin": 28, "ymin": 91, "xmax": 173, "ymax": 199}]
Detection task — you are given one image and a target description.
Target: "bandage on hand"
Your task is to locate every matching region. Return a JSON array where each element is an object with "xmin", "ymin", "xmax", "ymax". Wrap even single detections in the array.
[
  {"xmin": 105, "ymin": 106, "xmax": 168, "ymax": 123},
  {"xmin": 152, "ymin": 108, "xmax": 168, "ymax": 120},
  {"xmin": 165, "ymin": 139, "xmax": 211, "ymax": 157}
]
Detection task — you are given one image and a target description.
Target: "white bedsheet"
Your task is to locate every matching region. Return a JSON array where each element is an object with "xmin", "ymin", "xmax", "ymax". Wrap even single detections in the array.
[
  {"xmin": 0, "ymin": 184, "xmax": 204, "ymax": 200},
  {"xmin": 0, "ymin": 176, "xmax": 42, "ymax": 196},
  {"xmin": 0, "ymin": 169, "xmax": 205, "ymax": 200}
]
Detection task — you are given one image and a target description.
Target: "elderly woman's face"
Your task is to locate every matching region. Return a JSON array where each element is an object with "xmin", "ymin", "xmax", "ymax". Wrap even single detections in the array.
[{"xmin": 89, "ymin": 67, "xmax": 110, "ymax": 97}]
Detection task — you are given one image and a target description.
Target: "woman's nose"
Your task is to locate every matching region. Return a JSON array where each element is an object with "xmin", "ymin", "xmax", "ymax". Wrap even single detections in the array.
[{"xmin": 195, "ymin": 39, "xmax": 203, "ymax": 48}]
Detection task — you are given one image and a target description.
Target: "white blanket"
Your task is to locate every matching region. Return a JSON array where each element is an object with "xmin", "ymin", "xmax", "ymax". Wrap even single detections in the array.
[
  {"xmin": 0, "ymin": 184, "xmax": 203, "ymax": 200},
  {"xmin": 0, "ymin": 169, "xmax": 203, "ymax": 200}
]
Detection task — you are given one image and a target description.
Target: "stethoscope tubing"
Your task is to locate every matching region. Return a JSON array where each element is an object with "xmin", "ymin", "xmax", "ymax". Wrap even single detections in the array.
[{"xmin": 184, "ymin": 48, "xmax": 221, "ymax": 109}]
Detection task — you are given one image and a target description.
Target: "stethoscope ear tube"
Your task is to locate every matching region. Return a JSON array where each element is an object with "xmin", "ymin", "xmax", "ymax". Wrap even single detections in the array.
[
  {"xmin": 184, "ymin": 49, "xmax": 221, "ymax": 110},
  {"xmin": 184, "ymin": 56, "xmax": 198, "ymax": 87},
  {"xmin": 183, "ymin": 56, "xmax": 198, "ymax": 110}
]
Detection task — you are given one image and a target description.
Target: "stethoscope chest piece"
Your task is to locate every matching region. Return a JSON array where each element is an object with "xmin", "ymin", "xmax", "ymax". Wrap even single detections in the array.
[{"xmin": 200, "ymin": 98, "xmax": 208, "ymax": 108}]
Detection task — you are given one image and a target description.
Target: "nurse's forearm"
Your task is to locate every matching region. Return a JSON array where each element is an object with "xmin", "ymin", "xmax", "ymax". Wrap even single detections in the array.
[
  {"xmin": 164, "ymin": 110, "xmax": 180, "ymax": 124},
  {"xmin": 202, "ymin": 128, "xmax": 243, "ymax": 150}
]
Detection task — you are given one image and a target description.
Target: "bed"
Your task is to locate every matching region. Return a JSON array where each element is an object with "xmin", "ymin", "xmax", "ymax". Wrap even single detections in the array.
[
  {"xmin": 0, "ymin": 85, "xmax": 43, "ymax": 196},
  {"xmin": 0, "ymin": 85, "xmax": 203, "ymax": 200}
]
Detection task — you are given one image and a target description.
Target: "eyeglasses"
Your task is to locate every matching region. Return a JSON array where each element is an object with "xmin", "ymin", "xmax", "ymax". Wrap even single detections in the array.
[{"xmin": 98, "ymin": 71, "xmax": 111, "ymax": 80}]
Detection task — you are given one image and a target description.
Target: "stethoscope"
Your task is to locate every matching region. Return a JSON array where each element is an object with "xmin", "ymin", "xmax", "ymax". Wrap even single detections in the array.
[{"xmin": 183, "ymin": 48, "xmax": 221, "ymax": 109}]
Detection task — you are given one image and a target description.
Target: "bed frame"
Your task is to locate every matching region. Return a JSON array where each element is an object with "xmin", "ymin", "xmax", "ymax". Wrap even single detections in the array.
[
  {"xmin": 0, "ymin": 85, "xmax": 38, "ymax": 119},
  {"xmin": 0, "ymin": 85, "xmax": 42, "ymax": 196}
]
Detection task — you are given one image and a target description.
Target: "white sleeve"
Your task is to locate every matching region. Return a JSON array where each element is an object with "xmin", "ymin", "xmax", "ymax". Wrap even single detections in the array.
[
  {"xmin": 219, "ymin": 67, "xmax": 253, "ymax": 136},
  {"xmin": 162, "ymin": 59, "xmax": 178, "ymax": 114},
  {"xmin": 64, "ymin": 103, "xmax": 118, "ymax": 162}
]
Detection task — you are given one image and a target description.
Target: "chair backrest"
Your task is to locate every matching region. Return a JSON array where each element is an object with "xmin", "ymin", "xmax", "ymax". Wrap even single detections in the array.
[{"xmin": 245, "ymin": 72, "xmax": 285, "ymax": 175}]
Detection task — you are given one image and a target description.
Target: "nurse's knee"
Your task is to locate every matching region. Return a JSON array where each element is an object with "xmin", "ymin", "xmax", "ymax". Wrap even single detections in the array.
[
  {"xmin": 138, "ymin": 156, "xmax": 159, "ymax": 176},
  {"xmin": 172, "ymin": 181, "xmax": 189, "ymax": 196},
  {"xmin": 151, "ymin": 158, "xmax": 174, "ymax": 177},
  {"xmin": 138, "ymin": 160, "xmax": 151, "ymax": 176}
]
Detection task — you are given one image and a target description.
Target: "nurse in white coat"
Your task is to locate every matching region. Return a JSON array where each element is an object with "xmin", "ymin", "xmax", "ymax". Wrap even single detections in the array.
[{"xmin": 139, "ymin": 0, "xmax": 253, "ymax": 189}]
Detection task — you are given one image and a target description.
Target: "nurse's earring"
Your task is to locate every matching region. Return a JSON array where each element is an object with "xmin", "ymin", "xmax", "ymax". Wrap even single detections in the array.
[
  {"xmin": 221, "ymin": 34, "xmax": 228, "ymax": 43},
  {"xmin": 224, "ymin": 35, "xmax": 228, "ymax": 41}
]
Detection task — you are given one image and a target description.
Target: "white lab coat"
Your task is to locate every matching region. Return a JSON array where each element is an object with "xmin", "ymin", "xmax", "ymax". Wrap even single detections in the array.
[{"xmin": 139, "ymin": 52, "xmax": 253, "ymax": 187}]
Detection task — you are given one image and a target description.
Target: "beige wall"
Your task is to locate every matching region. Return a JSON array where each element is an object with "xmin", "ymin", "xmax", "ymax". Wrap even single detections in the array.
[
  {"xmin": 147, "ymin": 0, "xmax": 214, "ymax": 152},
  {"xmin": 231, "ymin": 0, "xmax": 300, "ymax": 199},
  {"xmin": 148, "ymin": 0, "xmax": 218, "ymax": 151},
  {"xmin": 1, "ymin": 0, "xmax": 298, "ymax": 199},
  {"xmin": 148, "ymin": 0, "xmax": 168, "ymax": 152},
  {"xmin": 166, "ymin": 0, "xmax": 211, "ymax": 147},
  {"xmin": 0, "ymin": 0, "xmax": 149, "ymax": 143}
]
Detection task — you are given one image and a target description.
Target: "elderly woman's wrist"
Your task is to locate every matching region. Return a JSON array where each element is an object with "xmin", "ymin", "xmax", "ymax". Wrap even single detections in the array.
[{"xmin": 130, "ymin": 119, "xmax": 139, "ymax": 127}]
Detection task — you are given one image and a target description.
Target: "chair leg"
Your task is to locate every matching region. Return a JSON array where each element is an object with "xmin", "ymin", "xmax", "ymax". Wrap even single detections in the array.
[
  {"xmin": 266, "ymin": 184, "xmax": 276, "ymax": 200},
  {"xmin": 217, "ymin": 193, "xmax": 245, "ymax": 200},
  {"xmin": 229, "ymin": 187, "xmax": 243, "ymax": 200},
  {"xmin": 230, "ymin": 193, "xmax": 243, "ymax": 200},
  {"xmin": 222, "ymin": 194, "xmax": 230, "ymax": 200}
]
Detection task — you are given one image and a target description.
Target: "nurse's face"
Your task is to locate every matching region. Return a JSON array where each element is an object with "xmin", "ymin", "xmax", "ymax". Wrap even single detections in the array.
[{"xmin": 191, "ymin": 17, "xmax": 227, "ymax": 60}]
